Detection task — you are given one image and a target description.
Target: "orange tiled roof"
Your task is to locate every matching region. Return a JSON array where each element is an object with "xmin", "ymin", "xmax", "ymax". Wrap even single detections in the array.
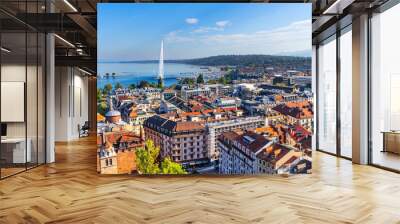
[
  {"xmin": 103, "ymin": 131, "xmax": 143, "ymax": 148},
  {"xmin": 272, "ymin": 101, "xmax": 313, "ymax": 119},
  {"xmin": 222, "ymin": 107, "xmax": 237, "ymax": 112},
  {"xmin": 175, "ymin": 121, "xmax": 204, "ymax": 132},
  {"xmin": 219, "ymin": 131, "xmax": 271, "ymax": 154},
  {"xmin": 255, "ymin": 126, "xmax": 279, "ymax": 137},
  {"xmin": 144, "ymin": 115, "xmax": 205, "ymax": 133},
  {"xmin": 180, "ymin": 111, "xmax": 202, "ymax": 117},
  {"xmin": 129, "ymin": 111, "xmax": 137, "ymax": 118},
  {"xmin": 97, "ymin": 113, "xmax": 105, "ymax": 122},
  {"xmin": 191, "ymin": 105, "xmax": 203, "ymax": 112},
  {"xmin": 163, "ymin": 88, "xmax": 175, "ymax": 93},
  {"xmin": 275, "ymin": 95, "xmax": 284, "ymax": 102}
]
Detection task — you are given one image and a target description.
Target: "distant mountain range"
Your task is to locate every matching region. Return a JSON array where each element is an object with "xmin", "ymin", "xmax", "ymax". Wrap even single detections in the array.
[{"xmin": 100, "ymin": 54, "xmax": 311, "ymax": 69}]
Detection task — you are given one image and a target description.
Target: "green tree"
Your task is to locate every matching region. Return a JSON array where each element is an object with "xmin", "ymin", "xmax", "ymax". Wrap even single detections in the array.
[
  {"xmin": 135, "ymin": 139, "xmax": 187, "ymax": 175},
  {"xmin": 207, "ymin": 79, "xmax": 218, "ymax": 84},
  {"xmin": 128, "ymin": 83, "xmax": 136, "ymax": 90},
  {"xmin": 179, "ymin": 77, "xmax": 195, "ymax": 85},
  {"xmin": 138, "ymin": 80, "xmax": 151, "ymax": 88},
  {"xmin": 97, "ymin": 102, "xmax": 108, "ymax": 115},
  {"xmin": 135, "ymin": 140, "xmax": 161, "ymax": 174},
  {"xmin": 161, "ymin": 158, "xmax": 187, "ymax": 174},
  {"xmin": 157, "ymin": 77, "xmax": 164, "ymax": 89},
  {"xmin": 97, "ymin": 88, "xmax": 102, "ymax": 101},
  {"xmin": 103, "ymin": 83, "xmax": 113, "ymax": 94},
  {"xmin": 218, "ymin": 76, "xmax": 227, "ymax": 85},
  {"xmin": 196, "ymin": 73, "xmax": 204, "ymax": 84},
  {"xmin": 114, "ymin": 82, "xmax": 123, "ymax": 90}
]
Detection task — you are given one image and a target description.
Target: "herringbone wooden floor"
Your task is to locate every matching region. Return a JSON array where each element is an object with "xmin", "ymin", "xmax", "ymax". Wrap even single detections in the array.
[{"xmin": 1, "ymin": 136, "xmax": 400, "ymax": 224}]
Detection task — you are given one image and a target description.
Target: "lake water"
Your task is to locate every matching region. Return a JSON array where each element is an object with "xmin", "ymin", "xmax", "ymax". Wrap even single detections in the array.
[{"xmin": 97, "ymin": 62, "xmax": 206, "ymax": 88}]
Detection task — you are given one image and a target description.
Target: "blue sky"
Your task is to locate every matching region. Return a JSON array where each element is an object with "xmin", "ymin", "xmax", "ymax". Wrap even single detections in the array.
[{"xmin": 98, "ymin": 3, "xmax": 311, "ymax": 61}]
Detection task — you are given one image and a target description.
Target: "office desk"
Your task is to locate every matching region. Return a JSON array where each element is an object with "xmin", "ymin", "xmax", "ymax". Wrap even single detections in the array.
[
  {"xmin": 1, "ymin": 138, "xmax": 31, "ymax": 163},
  {"xmin": 382, "ymin": 131, "xmax": 400, "ymax": 154}
]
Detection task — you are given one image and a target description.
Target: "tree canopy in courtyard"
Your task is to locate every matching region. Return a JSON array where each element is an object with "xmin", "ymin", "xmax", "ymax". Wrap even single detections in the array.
[{"xmin": 135, "ymin": 139, "xmax": 187, "ymax": 175}]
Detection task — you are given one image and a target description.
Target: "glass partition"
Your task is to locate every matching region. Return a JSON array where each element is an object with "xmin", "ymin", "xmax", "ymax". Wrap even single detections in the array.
[
  {"xmin": 339, "ymin": 27, "xmax": 352, "ymax": 158},
  {"xmin": 1, "ymin": 31, "xmax": 28, "ymax": 177},
  {"xmin": 0, "ymin": 1, "xmax": 46, "ymax": 179},
  {"xmin": 317, "ymin": 35, "xmax": 337, "ymax": 154},
  {"xmin": 370, "ymin": 3, "xmax": 400, "ymax": 171}
]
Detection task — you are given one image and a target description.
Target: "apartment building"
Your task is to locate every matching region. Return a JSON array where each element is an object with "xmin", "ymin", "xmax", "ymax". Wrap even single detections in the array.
[
  {"xmin": 218, "ymin": 130, "xmax": 306, "ymax": 174},
  {"xmin": 206, "ymin": 116, "xmax": 265, "ymax": 160},
  {"xmin": 181, "ymin": 86, "xmax": 211, "ymax": 100},
  {"xmin": 218, "ymin": 131, "xmax": 274, "ymax": 174},
  {"xmin": 97, "ymin": 132, "xmax": 145, "ymax": 174},
  {"xmin": 272, "ymin": 101, "xmax": 313, "ymax": 131},
  {"xmin": 143, "ymin": 115, "xmax": 208, "ymax": 163}
]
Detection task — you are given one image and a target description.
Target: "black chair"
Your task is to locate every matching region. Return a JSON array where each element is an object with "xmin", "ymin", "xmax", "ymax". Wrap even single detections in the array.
[{"xmin": 79, "ymin": 121, "xmax": 90, "ymax": 138}]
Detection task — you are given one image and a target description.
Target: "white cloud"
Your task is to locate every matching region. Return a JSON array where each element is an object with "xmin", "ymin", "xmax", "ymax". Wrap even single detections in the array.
[
  {"xmin": 165, "ymin": 19, "xmax": 311, "ymax": 57},
  {"xmin": 203, "ymin": 20, "xmax": 311, "ymax": 48},
  {"xmin": 192, "ymin": 26, "xmax": 222, "ymax": 34},
  {"xmin": 164, "ymin": 30, "xmax": 194, "ymax": 43},
  {"xmin": 192, "ymin": 20, "xmax": 231, "ymax": 33},
  {"xmin": 185, "ymin": 18, "xmax": 199, "ymax": 25},
  {"xmin": 215, "ymin": 20, "xmax": 231, "ymax": 28}
]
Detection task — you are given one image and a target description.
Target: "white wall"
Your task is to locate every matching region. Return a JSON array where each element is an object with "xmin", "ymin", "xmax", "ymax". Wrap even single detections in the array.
[{"xmin": 55, "ymin": 67, "xmax": 89, "ymax": 141}]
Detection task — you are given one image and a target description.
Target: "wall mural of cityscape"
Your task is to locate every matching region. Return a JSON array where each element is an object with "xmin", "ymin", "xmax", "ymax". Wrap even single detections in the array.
[{"xmin": 97, "ymin": 3, "xmax": 313, "ymax": 175}]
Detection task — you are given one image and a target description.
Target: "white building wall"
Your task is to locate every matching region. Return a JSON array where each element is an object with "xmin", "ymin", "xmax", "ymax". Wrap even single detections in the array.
[{"xmin": 55, "ymin": 67, "xmax": 89, "ymax": 141}]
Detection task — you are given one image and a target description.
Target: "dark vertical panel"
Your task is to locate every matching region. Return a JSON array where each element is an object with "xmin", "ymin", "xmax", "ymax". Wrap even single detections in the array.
[
  {"xmin": 367, "ymin": 12, "xmax": 373, "ymax": 165},
  {"xmin": 315, "ymin": 45, "xmax": 319, "ymax": 151},
  {"xmin": 37, "ymin": 0, "xmax": 39, "ymax": 167},
  {"xmin": 0, "ymin": 18, "xmax": 2, "ymax": 179},
  {"xmin": 25, "ymin": 0, "xmax": 28, "ymax": 171},
  {"xmin": 80, "ymin": 88, "xmax": 82, "ymax": 117},
  {"xmin": 336, "ymin": 30, "xmax": 341, "ymax": 157},
  {"xmin": 73, "ymin": 68, "xmax": 75, "ymax": 118}
]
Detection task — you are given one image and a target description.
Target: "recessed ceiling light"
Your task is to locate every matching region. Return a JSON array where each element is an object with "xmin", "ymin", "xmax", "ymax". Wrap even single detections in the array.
[
  {"xmin": 78, "ymin": 67, "xmax": 93, "ymax": 76},
  {"xmin": 63, "ymin": 0, "xmax": 78, "ymax": 12},
  {"xmin": 1, "ymin": 47, "xmax": 11, "ymax": 53},
  {"xmin": 54, "ymin": 34, "xmax": 75, "ymax": 48}
]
